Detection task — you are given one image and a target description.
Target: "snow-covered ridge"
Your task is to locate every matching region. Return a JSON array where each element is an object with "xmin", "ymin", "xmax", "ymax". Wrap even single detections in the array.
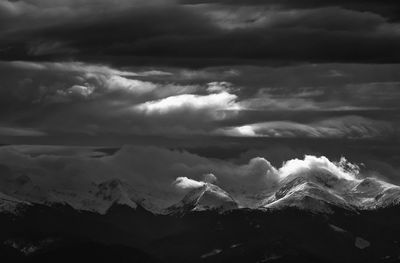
[
  {"xmin": 262, "ymin": 171, "xmax": 400, "ymax": 213},
  {"xmin": 166, "ymin": 183, "xmax": 239, "ymax": 214},
  {"xmin": 0, "ymin": 145, "xmax": 399, "ymax": 215},
  {"xmin": 46, "ymin": 179, "xmax": 139, "ymax": 214},
  {"xmin": 0, "ymin": 176, "xmax": 147, "ymax": 214},
  {"xmin": 1, "ymin": 172, "xmax": 400, "ymax": 215}
]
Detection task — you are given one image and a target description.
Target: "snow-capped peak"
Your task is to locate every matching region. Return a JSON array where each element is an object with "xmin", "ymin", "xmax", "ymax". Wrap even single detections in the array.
[
  {"xmin": 95, "ymin": 179, "xmax": 138, "ymax": 209},
  {"xmin": 263, "ymin": 177, "xmax": 352, "ymax": 213},
  {"xmin": 167, "ymin": 183, "xmax": 239, "ymax": 214},
  {"xmin": 46, "ymin": 178, "xmax": 139, "ymax": 214},
  {"xmin": 262, "ymin": 172, "xmax": 400, "ymax": 213}
]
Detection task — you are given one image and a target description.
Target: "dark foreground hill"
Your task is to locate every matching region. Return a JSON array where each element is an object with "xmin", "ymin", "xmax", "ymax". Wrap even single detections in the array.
[{"xmin": 1, "ymin": 203, "xmax": 400, "ymax": 263}]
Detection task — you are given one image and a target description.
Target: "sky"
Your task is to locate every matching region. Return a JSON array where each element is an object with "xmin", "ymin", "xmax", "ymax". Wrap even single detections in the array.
[
  {"xmin": 0, "ymin": 0, "xmax": 399, "ymax": 205},
  {"xmin": 0, "ymin": 0, "xmax": 399, "ymax": 146}
]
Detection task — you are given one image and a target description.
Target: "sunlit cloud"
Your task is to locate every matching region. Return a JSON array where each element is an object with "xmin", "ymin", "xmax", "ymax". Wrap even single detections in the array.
[
  {"xmin": 218, "ymin": 116, "xmax": 396, "ymax": 139},
  {"xmin": 134, "ymin": 91, "xmax": 240, "ymax": 118}
]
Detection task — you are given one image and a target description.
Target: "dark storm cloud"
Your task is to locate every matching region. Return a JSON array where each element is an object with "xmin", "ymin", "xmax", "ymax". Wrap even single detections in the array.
[{"xmin": 0, "ymin": 0, "xmax": 399, "ymax": 66}]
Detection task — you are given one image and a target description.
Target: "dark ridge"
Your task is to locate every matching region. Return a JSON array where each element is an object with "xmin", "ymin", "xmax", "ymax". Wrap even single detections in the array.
[{"xmin": 1, "ymin": 203, "xmax": 400, "ymax": 263}]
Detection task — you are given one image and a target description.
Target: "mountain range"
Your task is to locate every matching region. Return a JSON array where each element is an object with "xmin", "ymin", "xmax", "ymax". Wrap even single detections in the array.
[
  {"xmin": 1, "ymin": 167, "xmax": 400, "ymax": 262},
  {"xmin": 2, "ymin": 167, "xmax": 400, "ymax": 216}
]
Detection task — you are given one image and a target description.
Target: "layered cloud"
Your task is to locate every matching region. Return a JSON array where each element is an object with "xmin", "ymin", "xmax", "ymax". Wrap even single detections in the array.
[{"xmin": 0, "ymin": 60, "xmax": 398, "ymax": 140}]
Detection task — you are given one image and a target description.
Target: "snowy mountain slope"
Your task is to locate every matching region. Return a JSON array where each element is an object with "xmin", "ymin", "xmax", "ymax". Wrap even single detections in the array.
[
  {"xmin": 0, "ymin": 175, "xmax": 139, "ymax": 214},
  {"xmin": 167, "ymin": 183, "xmax": 239, "ymax": 214},
  {"xmin": 46, "ymin": 179, "xmax": 140, "ymax": 214},
  {"xmin": 0, "ymin": 174, "xmax": 48, "ymax": 203},
  {"xmin": 350, "ymin": 177, "xmax": 400, "ymax": 209},
  {"xmin": 263, "ymin": 177, "xmax": 354, "ymax": 213},
  {"xmin": 0, "ymin": 192, "xmax": 30, "ymax": 215},
  {"xmin": 95, "ymin": 179, "xmax": 138, "ymax": 209},
  {"xmin": 0, "ymin": 174, "xmax": 174, "ymax": 215},
  {"xmin": 1, "ymin": 173, "xmax": 400, "ymax": 215},
  {"xmin": 262, "ymin": 172, "xmax": 400, "ymax": 213}
]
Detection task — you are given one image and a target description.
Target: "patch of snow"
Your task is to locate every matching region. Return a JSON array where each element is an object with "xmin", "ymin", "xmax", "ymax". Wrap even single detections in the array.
[
  {"xmin": 355, "ymin": 237, "xmax": 370, "ymax": 249},
  {"xmin": 329, "ymin": 224, "xmax": 347, "ymax": 233},
  {"xmin": 4, "ymin": 238, "xmax": 54, "ymax": 255},
  {"xmin": 230, "ymin": 243, "xmax": 242, "ymax": 248},
  {"xmin": 257, "ymin": 254, "xmax": 282, "ymax": 262},
  {"xmin": 201, "ymin": 249, "xmax": 222, "ymax": 259}
]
